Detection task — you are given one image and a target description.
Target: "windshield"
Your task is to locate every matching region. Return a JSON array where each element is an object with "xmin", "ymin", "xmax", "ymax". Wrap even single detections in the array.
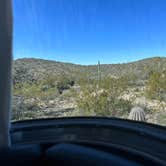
[{"xmin": 12, "ymin": 0, "xmax": 166, "ymax": 126}]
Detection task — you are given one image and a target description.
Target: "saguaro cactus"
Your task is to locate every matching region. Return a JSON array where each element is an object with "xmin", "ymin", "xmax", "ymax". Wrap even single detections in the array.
[{"xmin": 128, "ymin": 106, "xmax": 146, "ymax": 122}]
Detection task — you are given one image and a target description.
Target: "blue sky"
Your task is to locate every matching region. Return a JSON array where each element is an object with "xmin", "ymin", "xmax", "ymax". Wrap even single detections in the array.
[{"xmin": 13, "ymin": 0, "xmax": 166, "ymax": 64}]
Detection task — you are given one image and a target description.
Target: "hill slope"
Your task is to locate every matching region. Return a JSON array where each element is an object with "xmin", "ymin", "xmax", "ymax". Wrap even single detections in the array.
[{"xmin": 13, "ymin": 57, "xmax": 166, "ymax": 84}]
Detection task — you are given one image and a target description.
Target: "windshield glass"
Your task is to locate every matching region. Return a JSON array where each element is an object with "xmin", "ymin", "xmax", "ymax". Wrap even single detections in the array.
[{"xmin": 13, "ymin": 0, "xmax": 166, "ymax": 126}]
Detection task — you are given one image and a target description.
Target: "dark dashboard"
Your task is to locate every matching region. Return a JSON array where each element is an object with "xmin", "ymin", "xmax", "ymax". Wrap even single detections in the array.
[{"xmin": 5, "ymin": 117, "xmax": 166, "ymax": 165}]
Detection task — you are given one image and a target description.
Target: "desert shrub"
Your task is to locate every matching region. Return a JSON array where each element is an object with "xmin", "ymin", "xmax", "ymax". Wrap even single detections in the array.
[
  {"xmin": 145, "ymin": 70, "xmax": 166, "ymax": 101},
  {"xmin": 13, "ymin": 80, "xmax": 59, "ymax": 100},
  {"xmin": 12, "ymin": 99, "xmax": 41, "ymax": 121},
  {"xmin": 14, "ymin": 82, "xmax": 41, "ymax": 98},
  {"xmin": 76, "ymin": 77, "xmax": 131, "ymax": 117},
  {"xmin": 56, "ymin": 75, "xmax": 75, "ymax": 94},
  {"xmin": 40, "ymin": 75, "xmax": 57, "ymax": 90},
  {"xmin": 13, "ymin": 73, "xmax": 75, "ymax": 97},
  {"xmin": 108, "ymin": 97, "xmax": 132, "ymax": 117}
]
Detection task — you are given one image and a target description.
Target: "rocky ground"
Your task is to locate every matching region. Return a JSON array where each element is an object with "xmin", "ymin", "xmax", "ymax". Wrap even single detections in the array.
[
  {"xmin": 12, "ymin": 85, "xmax": 166, "ymax": 126},
  {"xmin": 121, "ymin": 86, "xmax": 166, "ymax": 125}
]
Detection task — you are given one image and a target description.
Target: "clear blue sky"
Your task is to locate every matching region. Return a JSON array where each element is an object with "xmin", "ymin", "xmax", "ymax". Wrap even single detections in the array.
[{"xmin": 13, "ymin": 0, "xmax": 166, "ymax": 65}]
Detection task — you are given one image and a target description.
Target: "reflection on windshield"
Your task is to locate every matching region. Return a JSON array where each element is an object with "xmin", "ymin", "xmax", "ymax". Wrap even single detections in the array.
[{"xmin": 13, "ymin": 0, "xmax": 166, "ymax": 126}]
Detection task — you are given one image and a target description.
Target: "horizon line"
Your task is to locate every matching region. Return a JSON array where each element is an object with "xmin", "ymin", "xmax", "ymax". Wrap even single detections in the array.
[{"xmin": 13, "ymin": 56, "xmax": 166, "ymax": 66}]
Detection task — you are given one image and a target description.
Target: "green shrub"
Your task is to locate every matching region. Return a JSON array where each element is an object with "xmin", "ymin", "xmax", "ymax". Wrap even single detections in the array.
[
  {"xmin": 76, "ymin": 77, "xmax": 131, "ymax": 117},
  {"xmin": 56, "ymin": 75, "xmax": 75, "ymax": 94},
  {"xmin": 13, "ymin": 80, "xmax": 59, "ymax": 100},
  {"xmin": 145, "ymin": 70, "xmax": 166, "ymax": 101},
  {"xmin": 12, "ymin": 99, "xmax": 41, "ymax": 121}
]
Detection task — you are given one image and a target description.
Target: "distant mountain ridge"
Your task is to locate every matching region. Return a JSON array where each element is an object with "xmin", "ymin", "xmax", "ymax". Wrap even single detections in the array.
[{"xmin": 13, "ymin": 57, "xmax": 166, "ymax": 84}]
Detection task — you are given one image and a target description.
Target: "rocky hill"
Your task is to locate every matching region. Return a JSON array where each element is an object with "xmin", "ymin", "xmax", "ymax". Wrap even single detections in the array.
[{"xmin": 13, "ymin": 57, "xmax": 166, "ymax": 85}]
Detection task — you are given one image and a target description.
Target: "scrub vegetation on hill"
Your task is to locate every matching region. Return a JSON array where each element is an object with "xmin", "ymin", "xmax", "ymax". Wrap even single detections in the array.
[{"xmin": 12, "ymin": 57, "xmax": 166, "ymax": 125}]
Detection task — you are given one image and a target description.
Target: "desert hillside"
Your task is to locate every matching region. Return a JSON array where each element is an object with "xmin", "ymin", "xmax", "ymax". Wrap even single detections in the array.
[{"xmin": 12, "ymin": 57, "xmax": 166, "ymax": 126}]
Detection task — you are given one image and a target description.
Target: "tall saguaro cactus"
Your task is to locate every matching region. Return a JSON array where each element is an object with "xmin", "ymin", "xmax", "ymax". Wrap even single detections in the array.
[
  {"xmin": 97, "ymin": 61, "xmax": 101, "ymax": 89},
  {"xmin": 98, "ymin": 61, "xmax": 101, "ymax": 82}
]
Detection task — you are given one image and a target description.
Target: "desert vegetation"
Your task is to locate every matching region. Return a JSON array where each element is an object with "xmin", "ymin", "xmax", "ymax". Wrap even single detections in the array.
[{"xmin": 12, "ymin": 57, "xmax": 166, "ymax": 126}]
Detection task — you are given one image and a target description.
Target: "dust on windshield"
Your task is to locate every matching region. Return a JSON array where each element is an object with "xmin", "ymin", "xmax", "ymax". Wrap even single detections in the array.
[{"xmin": 12, "ymin": 0, "xmax": 166, "ymax": 126}]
